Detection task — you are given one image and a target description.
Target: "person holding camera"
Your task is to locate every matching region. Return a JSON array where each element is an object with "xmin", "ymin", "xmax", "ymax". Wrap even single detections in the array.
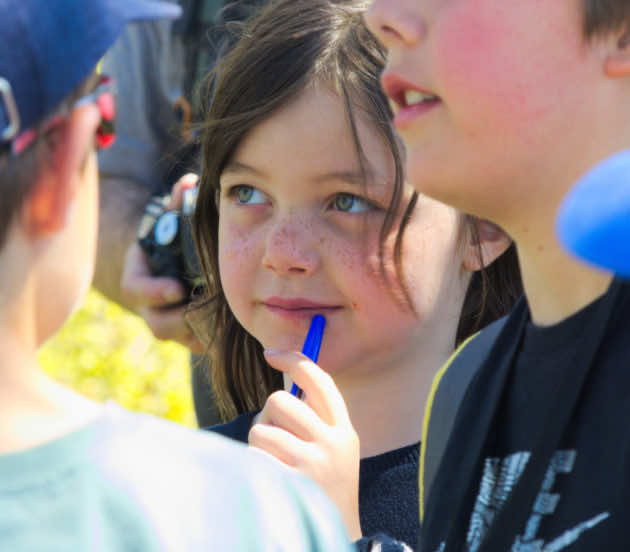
[{"xmin": 94, "ymin": 0, "xmax": 267, "ymax": 426}]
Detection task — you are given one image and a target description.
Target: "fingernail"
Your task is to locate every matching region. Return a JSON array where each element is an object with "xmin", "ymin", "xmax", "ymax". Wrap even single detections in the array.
[{"xmin": 264, "ymin": 349, "xmax": 280, "ymax": 356}]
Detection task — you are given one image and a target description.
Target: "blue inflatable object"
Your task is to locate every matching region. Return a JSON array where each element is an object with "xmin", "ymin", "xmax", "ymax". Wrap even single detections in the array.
[{"xmin": 556, "ymin": 149, "xmax": 630, "ymax": 277}]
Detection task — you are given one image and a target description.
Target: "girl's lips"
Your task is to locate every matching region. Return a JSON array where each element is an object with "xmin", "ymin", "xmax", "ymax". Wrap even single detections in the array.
[
  {"xmin": 264, "ymin": 304, "xmax": 341, "ymax": 321},
  {"xmin": 262, "ymin": 298, "xmax": 342, "ymax": 321}
]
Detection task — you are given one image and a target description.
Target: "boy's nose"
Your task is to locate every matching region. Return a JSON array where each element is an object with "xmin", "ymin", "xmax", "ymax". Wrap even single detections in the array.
[
  {"xmin": 365, "ymin": 0, "xmax": 426, "ymax": 49},
  {"xmin": 262, "ymin": 216, "xmax": 320, "ymax": 276}
]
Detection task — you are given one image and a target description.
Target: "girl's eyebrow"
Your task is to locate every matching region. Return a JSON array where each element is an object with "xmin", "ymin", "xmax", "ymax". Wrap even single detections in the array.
[
  {"xmin": 313, "ymin": 170, "xmax": 367, "ymax": 187},
  {"xmin": 222, "ymin": 161, "xmax": 387, "ymax": 192},
  {"xmin": 221, "ymin": 161, "xmax": 268, "ymax": 179},
  {"xmin": 314, "ymin": 169, "xmax": 391, "ymax": 195}
]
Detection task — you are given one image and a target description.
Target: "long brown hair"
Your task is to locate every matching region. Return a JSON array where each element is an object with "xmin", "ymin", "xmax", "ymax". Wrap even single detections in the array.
[{"xmin": 191, "ymin": 0, "xmax": 522, "ymax": 421}]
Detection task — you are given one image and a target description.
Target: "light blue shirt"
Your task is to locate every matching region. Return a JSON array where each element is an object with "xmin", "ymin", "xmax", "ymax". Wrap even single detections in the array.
[{"xmin": 0, "ymin": 403, "xmax": 351, "ymax": 551}]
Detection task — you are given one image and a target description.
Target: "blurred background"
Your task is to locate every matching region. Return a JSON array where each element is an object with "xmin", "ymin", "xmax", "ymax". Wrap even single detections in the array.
[{"xmin": 39, "ymin": 288, "xmax": 196, "ymax": 427}]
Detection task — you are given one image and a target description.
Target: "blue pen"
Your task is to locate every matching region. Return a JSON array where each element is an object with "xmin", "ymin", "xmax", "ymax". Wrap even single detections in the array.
[{"xmin": 289, "ymin": 314, "xmax": 326, "ymax": 398}]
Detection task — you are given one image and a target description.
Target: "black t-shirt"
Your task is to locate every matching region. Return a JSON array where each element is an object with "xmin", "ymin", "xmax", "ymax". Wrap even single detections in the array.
[
  {"xmin": 493, "ymin": 296, "xmax": 599, "ymax": 455},
  {"xmin": 421, "ymin": 279, "xmax": 630, "ymax": 552}
]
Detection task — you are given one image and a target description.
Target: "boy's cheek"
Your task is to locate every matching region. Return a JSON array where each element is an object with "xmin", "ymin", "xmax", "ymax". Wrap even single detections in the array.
[
  {"xmin": 434, "ymin": 2, "xmax": 579, "ymax": 131},
  {"xmin": 436, "ymin": 28, "xmax": 530, "ymax": 128}
]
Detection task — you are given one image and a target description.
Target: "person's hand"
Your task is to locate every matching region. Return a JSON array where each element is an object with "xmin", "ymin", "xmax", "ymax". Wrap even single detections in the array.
[
  {"xmin": 120, "ymin": 174, "xmax": 203, "ymax": 353},
  {"xmin": 248, "ymin": 350, "xmax": 362, "ymax": 541}
]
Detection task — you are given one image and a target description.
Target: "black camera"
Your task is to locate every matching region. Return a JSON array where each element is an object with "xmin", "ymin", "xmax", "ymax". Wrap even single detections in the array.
[{"xmin": 137, "ymin": 187, "xmax": 202, "ymax": 303}]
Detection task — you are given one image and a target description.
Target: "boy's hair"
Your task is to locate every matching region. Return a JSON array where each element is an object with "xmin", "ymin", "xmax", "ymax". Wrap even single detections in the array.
[
  {"xmin": 583, "ymin": 0, "xmax": 630, "ymax": 37},
  {"xmin": 192, "ymin": 0, "xmax": 522, "ymax": 420}
]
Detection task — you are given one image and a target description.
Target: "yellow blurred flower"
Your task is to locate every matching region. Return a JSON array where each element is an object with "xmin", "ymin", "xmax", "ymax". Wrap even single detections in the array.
[{"xmin": 39, "ymin": 289, "xmax": 196, "ymax": 427}]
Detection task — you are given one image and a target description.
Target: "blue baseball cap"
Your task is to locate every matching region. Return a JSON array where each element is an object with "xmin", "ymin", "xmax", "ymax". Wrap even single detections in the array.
[{"xmin": 0, "ymin": 0, "xmax": 181, "ymax": 146}]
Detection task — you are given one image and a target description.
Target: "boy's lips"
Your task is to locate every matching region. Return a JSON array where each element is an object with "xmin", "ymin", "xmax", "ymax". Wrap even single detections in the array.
[{"xmin": 381, "ymin": 72, "xmax": 441, "ymax": 129}]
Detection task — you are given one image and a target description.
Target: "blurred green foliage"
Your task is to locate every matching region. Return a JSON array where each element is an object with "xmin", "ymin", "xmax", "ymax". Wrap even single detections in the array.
[{"xmin": 39, "ymin": 289, "xmax": 196, "ymax": 427}]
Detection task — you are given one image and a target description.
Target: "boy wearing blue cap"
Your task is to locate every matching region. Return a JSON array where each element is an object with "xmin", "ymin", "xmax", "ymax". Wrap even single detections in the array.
[
  {"xmin": 367, "ymin": 0, "xmax": 630, "ymax": 551},
  {"xmin": 0, "ymin": 1, "xmax": 351, "ymax": 550}
]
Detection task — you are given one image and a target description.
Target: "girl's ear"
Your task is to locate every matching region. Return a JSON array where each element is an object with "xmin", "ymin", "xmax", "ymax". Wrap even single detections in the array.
[
  {"xmin": 604, "ymin": 28, "xmax": 630, "ymax": 78},
  {"xmin": 462, "ymin": 218, "xmax": 512, "ymax": 272}
]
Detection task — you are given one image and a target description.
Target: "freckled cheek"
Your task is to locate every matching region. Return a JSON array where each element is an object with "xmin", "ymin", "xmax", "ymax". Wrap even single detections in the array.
[
  {"xmin": 218, "ymin": 222, "xmax": 261, "ymax": 295},
  {"xmin": 321, "ymin": 230, "xmax": 375, "ymax": 285},
  {"xmin": 329, "ymin": 236, "xmax": 364, "ymax": 273}
]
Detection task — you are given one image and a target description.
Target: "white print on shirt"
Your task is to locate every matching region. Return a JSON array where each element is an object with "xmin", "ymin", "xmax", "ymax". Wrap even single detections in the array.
[
  {"xmin": 435, "ymin": 450, "xmax": 610, "ymax": 552},
  {"xmin": 466, "ymin": 452, "xmax": 531, "ymax": 550},
  {"xmin": 371, "ymin": 541, "xmax": 414, "ymax": 552}
]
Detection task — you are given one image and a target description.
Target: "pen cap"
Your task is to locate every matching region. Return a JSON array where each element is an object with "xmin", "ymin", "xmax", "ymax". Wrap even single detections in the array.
[
  {"xmin": 302, "ymin": 314, "xmax": 326, "ymax": 362},
  {"xmin": 289, "ymin": 315, "xmax": 326, "ymax": 398}
]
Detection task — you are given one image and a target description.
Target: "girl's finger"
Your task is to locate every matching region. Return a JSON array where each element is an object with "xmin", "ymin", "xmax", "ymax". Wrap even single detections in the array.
[
  {"xmin": 257, "ymin": 390, "xmax": 326, "ymax": 442},
  {"xmin": 248, "ymin": 422, "xmax": 315, "ymax": 468},
  {"xmin": 264, "ymin": 350, "xmax": 350, "ymax": 427}
]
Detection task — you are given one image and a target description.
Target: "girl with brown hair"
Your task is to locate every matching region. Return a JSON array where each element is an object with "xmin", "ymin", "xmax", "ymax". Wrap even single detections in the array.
[{"xmin": 191, "ymin": 0, "xmax": 522, "ymax": 548}]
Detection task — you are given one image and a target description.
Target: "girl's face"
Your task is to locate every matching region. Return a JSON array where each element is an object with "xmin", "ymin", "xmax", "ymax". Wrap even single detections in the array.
[{"xmin": 218, "ymin": 85, "xmax": 470, "ymax": 377}]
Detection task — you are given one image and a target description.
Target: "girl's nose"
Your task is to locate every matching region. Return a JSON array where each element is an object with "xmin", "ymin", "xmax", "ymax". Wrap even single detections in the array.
[
  {"xmin": 262, "ymin": 215, "xmax": 320, "ymax": 276},
  {"xmin": 365, "ymin": 0, "xmax": 426, "ymax": 49}
]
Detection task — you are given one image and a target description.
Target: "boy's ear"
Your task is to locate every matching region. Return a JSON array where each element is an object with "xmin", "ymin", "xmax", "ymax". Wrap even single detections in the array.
[
  {"xmin": 23, "ymin": 108, "xmax": 94, "ymax": 237},
  {"xmin": 604, "ymin": 29, "xmax": 630, "ymax": 78},
  {"xmin": 462, "ymin": 218, "xmax": 512, "ymax": 272}
]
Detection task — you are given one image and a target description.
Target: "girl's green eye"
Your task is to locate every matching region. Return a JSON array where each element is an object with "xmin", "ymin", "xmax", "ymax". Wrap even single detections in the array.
[
  {"xmin": 233, "ymin": 185, "xmax": 266, "ymax": 205},
  {"xmin": 238, "ymin": 187, "xmax": 253, "ymax": 203},
  {"xmin": 333, "ymin": 193, "xmax": 371, "ymax": 213}
]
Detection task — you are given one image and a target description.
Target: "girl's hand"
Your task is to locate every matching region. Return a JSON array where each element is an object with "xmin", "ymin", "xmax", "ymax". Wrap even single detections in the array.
[{"xmin": 248, "ymin": 350, "xmax": 362, "ymax": 541}]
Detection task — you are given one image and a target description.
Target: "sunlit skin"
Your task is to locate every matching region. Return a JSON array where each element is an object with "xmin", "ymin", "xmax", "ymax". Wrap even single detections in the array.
[
  {"xmin": 366, "ymin": 0, "xmax": 630, "ymax": 325},
  {"xmin": 38, "ymin": 146, "xmax": 100, "ymax": 342},
  {"xmin": 366, "ymin": 0, "xmax": 630, "ymax": 229}
]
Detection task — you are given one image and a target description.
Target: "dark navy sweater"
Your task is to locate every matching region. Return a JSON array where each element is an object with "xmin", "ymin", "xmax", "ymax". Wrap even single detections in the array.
[{"xmin": 208, "ymin": 411, "xmax": 418, "ymax": 551}]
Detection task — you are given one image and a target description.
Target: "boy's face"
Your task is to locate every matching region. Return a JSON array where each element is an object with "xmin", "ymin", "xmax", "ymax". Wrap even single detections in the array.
[
  {"xmin": 366, "ymin": 0, "xmax": 614, "ymax": 224},
  {"xmin": 65, "ymin": 145, "xmax": 99, "ymax": 308}
]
